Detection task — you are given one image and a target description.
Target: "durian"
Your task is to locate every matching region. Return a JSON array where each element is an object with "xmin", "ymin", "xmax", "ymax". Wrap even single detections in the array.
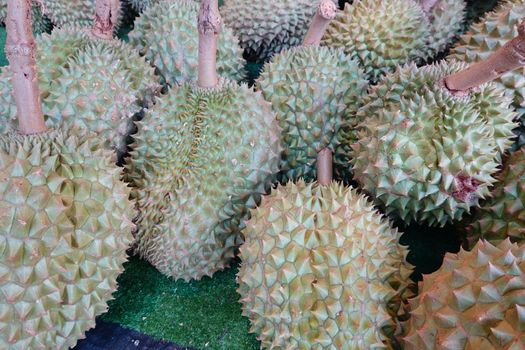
[
  {"xmin": 351, "ymin": 59, "xmax": 517, "ymax": 226},
  {"xmin": 322, "ymin": 0, "xmax": 465, "ymax": 82},
  {"xmin": 126, "ymin": 0, "xmax": 159, "ymax": 13},
  {"xmin": 450, "ymin": 0, "xmax": 525, "ymax": 148},
  {"xmin": 257, "ymin": 39, "xmax": 368, "ymax": 182},
  {"xmin": 221, "ymin": 0, "xmax": 318, "ymax": 62},
  {"xmin": 403, "ymin": 239, "xmax": 525, "ymax": 350},
  {"xmin": 41, "ymin": 0, "xmax": 122, "ymax": 29},
  {"xmin": 0, "ymin": 0, "xmax": 52, "ymax": 34},
  {"xmin": 465, "ymin": 148, "xmax": 525, "ymax": 249},
  {"xmin": 129, "ymin": 0, "xmax": 245, "ymax": 87},
  {"xmin": 0, "ymin": 2, "xmax": 133, "ymax": 348},
  {"xmin": 0, "ymin": 25, "xmax": 160, "ymax": 162},
  {"xmin": 126, "ymin": 0, "xmax": 281, "ymax": 281}
]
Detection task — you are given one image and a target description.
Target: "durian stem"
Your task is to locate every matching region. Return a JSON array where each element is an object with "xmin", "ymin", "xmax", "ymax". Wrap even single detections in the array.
[
  {"xmin": 5, "ymin": 0, "xmax": 46, "ymax": 135},
  {"xmin": 317, "ymin": 148, "xmax": 333, "ymax": 185},
  {"xmin": 444, "ymin": 20, "xmax": 525, "ymax": 94},
  {"xmin": 91, "ymin": 0, "xmax": 120, "ymax": 40},
  {"xmin": 303, "ymin": 0, "xmax": 337, "ymax": 46},
  {"xmin": 419, "ymin": 0, "xmax": 440, "ymax": 15},
  {"xmin": 197, "ymin": 0, "xmax": 220, "ymax": 88}
]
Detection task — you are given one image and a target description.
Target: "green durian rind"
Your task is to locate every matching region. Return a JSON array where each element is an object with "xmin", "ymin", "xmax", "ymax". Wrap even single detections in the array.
[
  {"xmin": 221, "ymin": 0, "xmax": 317, "ymax": 62},
  {"xmin": 322, "ymin": 0, "xmax": 430, "ymax": 82},
  {"xmin": 404, "ymin": 239, "xmax": 525, "ymax": 350},
  {"xmin": 257, "ymin": 45, "xmax": 368, "ymax": 183},
  {"xmin": 41, "ymin": 0, "xmax": 122, "ymax": 29},
  {"xmin": 450, "ymin": 0, "xmax": 525, "ymax": 147},
  {"xmin": 466, "ymin": 148, "xmax": 525, "ymax": 248},
  {"xmin": 127, "ymin": 79, "xmax": 281, "ymax": 281},
  {"xmin": 0, "ymin": 127, "xmax": 134, "ymax": 350},
  {"xmin": 351, "ymin": 61, "xmax": 517, "ymax": 227},
  {"xmin": 126, "ymin": 0, "xmax": 160, "ymax": 13},
  {"xmin": 0, "ymin": 0, "xmax": 52, "ymax": 34},
  {"xmin": 237, "ymin": 180, "xmax": 414, "ymax": 350},
  {"xmin": 129, "ymin": 0, "xmax": 245, "ymax": 86},
  {"xmin": 426, "ymin": 0, "xmax": 466, "ymax": 56},
  {"xmin": 0, "ymin": 27, "xmax": 161, "ymax": 160}
]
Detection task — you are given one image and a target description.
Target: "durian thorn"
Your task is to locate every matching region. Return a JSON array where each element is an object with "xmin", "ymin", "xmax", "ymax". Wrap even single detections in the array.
[
  {"xmin": 444, "ymin": 19, "xmax": 525, "ymax": 94},
  {"xmin": 5, "ymin": 0, "xmax": 46, "ymax": 135},
  {"xmin": 317, "ymin": 147, "xmax": 333, "ymax": 185},
  {"xmin": 91, "ymin": 0, "xmax": 120, "ymax": 40},
  {"xmin": 303, "ymin": 0, "xmax": 337, "ymax": 46},
  {"xmin": 418, "ymin": 0, "xmax": 440, "ymax": 17},
  {"xmin": 197, "ymin": 0, "xmax": 220, "ymax": 88}
]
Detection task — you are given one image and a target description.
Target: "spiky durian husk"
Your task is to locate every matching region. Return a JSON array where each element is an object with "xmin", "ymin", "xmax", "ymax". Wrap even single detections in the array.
[
  {"xmin": 41, "ymin": 0, "xmax": 123, "ymax": 29},
  {"xmin": 450, "ymin": 0, "xmax": 525, "ymax": 148},
  {"xmin": 322, "ymin": 0, "xmax": 430, "ymax": 82},
  {"xmin": 465, "ymin": 148, "xmax": 525, "ymax": 249},
  {"xmin": 0, "ymin": 0, "xmax": 52, "ymax": 34},
  {"xmin": 129, "ymin": 0, "xmax": 245, "ymax": 87},
  {"xmin": 0, "ymin": 27, "xmax": 161, "ymax": 161},
  {"xmin": 0, "ymin": 127, "xmax": 134, "ymax": 350},
  {"xmin": 126, "ymin": 79, "xmax": 281, "ymax": 281},
  {"xmin": 127, "ymin": 0, "xmax": 160, "ymax": 13},
  {"xmin": 351, "ymin": 61, "xmax": 517, "ymax": 227},
  {"xmin": 221, "ymin": 0, "xmax": 317, "ymax": 63},
  {"xmin": 257, "ymin": 45, "xmax": 368, "ymax": 183},
  {"xmin": 426, "ymin": 0, "xmax": 466, "ymax": 56},
  {"xmin": 404, "ymin": 239, "xmax": 525, "ymax": 349},
  {"xmin": 237, "ymin": 180, "xmax": 415, "ymax": 349}
]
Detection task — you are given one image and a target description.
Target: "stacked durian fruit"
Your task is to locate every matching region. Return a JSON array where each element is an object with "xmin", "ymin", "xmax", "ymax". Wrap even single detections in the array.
[{"xmin": 3, "ymin": 0, "xmax": 525, "ymax": 349}]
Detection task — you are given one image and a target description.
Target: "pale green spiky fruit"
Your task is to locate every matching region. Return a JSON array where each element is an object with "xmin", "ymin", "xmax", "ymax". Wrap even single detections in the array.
[
  {"xmin": 0, "ymin": 128, "xmax": 134, "ymax": 350},
  {"xmin": 237, "ymin": 180, "xmax": 415, "ymax": 349},
  {"xmin": 0, "ymin": 0, "xmax": 52, "ymax": 34},
  {"xmin": 126, "ymin": 0, "xmax": 160, "ymax": 13},
  {"xmin": 426, "ymin": 0, "xmax": 467, "ymax": 56},
  {"xmin": 221, "ymin": 0, "xmax": 318, "ymax": 63},
  {"xmin": 465, "ymin": 148, "xmax": 525, "ymax": 249},
  {"xmin": 450, "ymin": 0, "xmax": 525, "ymax": 148},
  {"xmin": 41, "ymin": 0, "xmax": 122, "ymax": 29},
  {"xmin": 322, "ymin": 0, "xmax": 430, "ymax": 82},
  {"xmin": 129, "ymin": 0, "xmax": 245, "ymax": 86},
  {"xmin": 351, "ymin": 61, "xmax": 517, "ymax": 226},
  {"xmin": 0, "ymin": 27, "xmax": 161, "ymax": 162},
  {"xmin": 257, "ymin": 45, "xmax": 368, "ymax": 183},
  {"xmin": 126, "ymin": 79, "xmax": 281, "ymax": 281},
  {"xmin": 404, "ymin": 239, "xmax": 525, "ymax": 350}
]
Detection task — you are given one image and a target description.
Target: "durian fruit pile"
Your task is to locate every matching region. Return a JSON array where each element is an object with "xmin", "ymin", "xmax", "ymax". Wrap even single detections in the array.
[
  {"xmin": 322, "ymin": 0, "xmax": 466, "ymax": 81},
  {"xmin": 129, "ymin": 0, "xmax": 245, "ymax": 87},
  {"xmin": 0, "ymin": 1, "xmax": 133, "ymax": 348},
  {"xmin": 126, "ymin": 0, "xmax": 281, "ymax": 281},
  {"xmin": 451, "ymin": 0, "xmax": 525, "ymax": 148},
  {"xmin": 0, "ymin": 20, "xmax": 160, "ymax": 162},
  {"xmin": 0, "ymin": 0, "xmax": 51, "ymax": 33}
]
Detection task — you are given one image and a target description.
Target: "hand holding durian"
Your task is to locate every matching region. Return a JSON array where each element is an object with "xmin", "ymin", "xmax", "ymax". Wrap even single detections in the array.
[{"xmin": 0, "ymin": 1, "xmax": 133, "ymax": 348}]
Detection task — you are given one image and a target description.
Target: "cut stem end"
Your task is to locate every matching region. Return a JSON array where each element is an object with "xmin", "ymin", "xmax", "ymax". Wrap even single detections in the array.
[{"xmin": 303, "ymin": 0, "xmax": 337, "ymax": 46}]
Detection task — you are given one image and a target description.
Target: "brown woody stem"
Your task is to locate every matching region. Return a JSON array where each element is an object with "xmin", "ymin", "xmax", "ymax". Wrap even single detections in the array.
[
  {"xmin": 445, "ymin": 20, "xmax": 525, "ymax": 93},
  {"xmin": 303, "ymin": 0, "xmax": 337, "ymax": 46},
  {"xmin": 6, "ymin": 0, "xmax": 46, "ymax": 134},
  {"xmin": 419, "ymin": 0, "xmax": 440, "ymax": 15},
  {"xmin": 197, "ymin": 0, "xmax": 220, "ymax": 88},
  {"xmin": 317, "ymin": 148, "xmax": 333, "ymax": 185},
  {"xmin": 91, "ymin": 0, "xmax": 120, "ymax": 40}
]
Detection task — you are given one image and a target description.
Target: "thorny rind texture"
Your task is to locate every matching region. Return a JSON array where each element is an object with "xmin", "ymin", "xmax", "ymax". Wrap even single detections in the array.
[
  {"xmin": 5, "ymin": 0, "xmax": 46, "ymax": 134},
  {"xmin": 91, "ymin": 0, "xmax": 120, "ymax": 40},
  {"xmin": 445, "ymin": 20, "xmax": 525, "ymax": 94}
]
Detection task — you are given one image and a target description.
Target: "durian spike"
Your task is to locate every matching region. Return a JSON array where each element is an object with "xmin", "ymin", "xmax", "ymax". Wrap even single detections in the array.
[
  {"xmin": 197, "ymin": 0, "xmax": 220, "ymax": 88},
  {"xmin": 419, "ymin": 0, "xmax": 440, "ymax": 15},
  {"xmin": 444, "ymin": 20, "xmax": 525, "ymax": 94},
  {"xmin": 5, "ymin": 0, "xmax": 46, "ymax": 134},
  {"xmin": 317, "ymin": 148, "xmax": 333, "ymax": 185},
  {"xmin": 303, "ymin": 0, "xmax": 337, "ymax": 46},
  {"xmin": 91, "ymin": 0, "xmax": 120, "ymax": 40}
]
